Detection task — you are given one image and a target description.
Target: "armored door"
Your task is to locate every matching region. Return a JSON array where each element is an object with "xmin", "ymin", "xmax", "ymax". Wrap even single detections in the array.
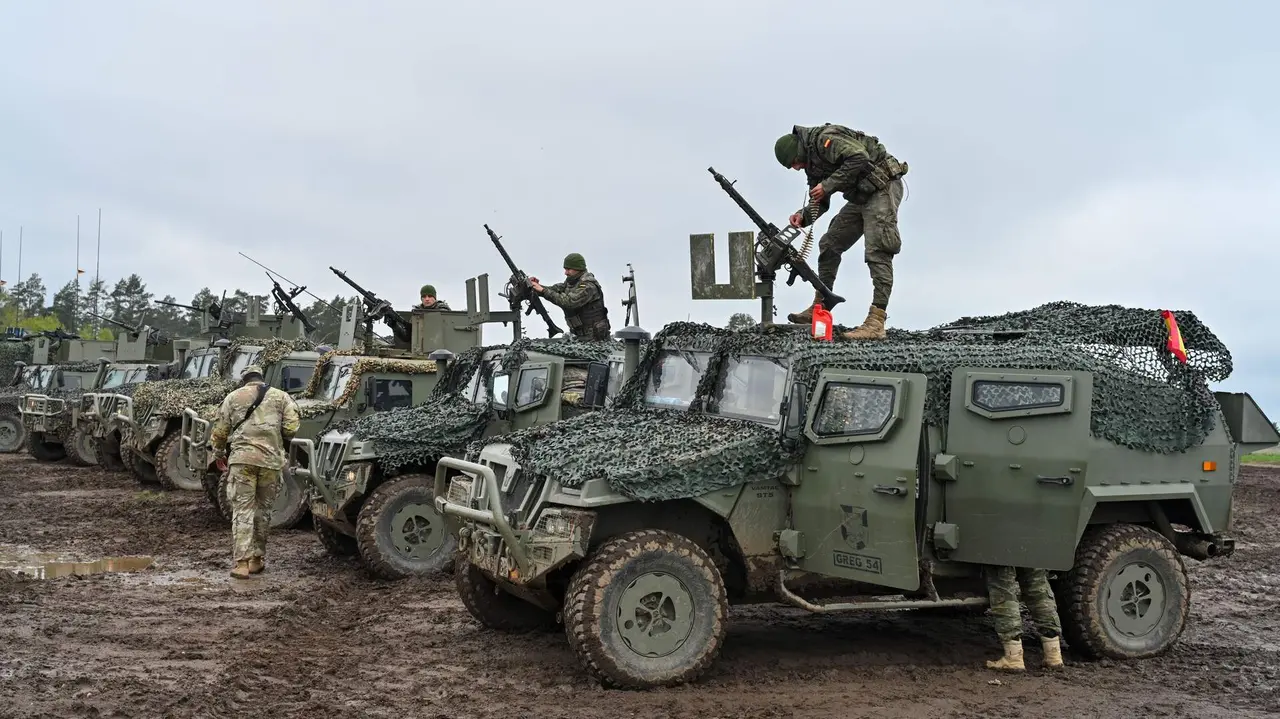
[{"xmin": 790, "ymin": 370, "xmax": 926, "ymax": 591}]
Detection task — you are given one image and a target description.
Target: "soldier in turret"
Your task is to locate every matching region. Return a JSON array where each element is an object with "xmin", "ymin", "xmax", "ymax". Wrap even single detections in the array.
[
  {"xmin": 773, "ymin": 123, "xmax": 908, "ymax": 340},
  {"xmin": 529, "ymin": 253, "xmax": 611, "ymax": 340},
  {"xmin": 420, "ymin": 285, "xmax": 450, "ymax": 310}
]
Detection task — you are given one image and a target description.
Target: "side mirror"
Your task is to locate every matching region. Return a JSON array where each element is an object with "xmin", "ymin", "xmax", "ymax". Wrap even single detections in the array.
[
  {"xmin": 781, "ymin": 382, "xmax": 808, "ymax": 445},
  {"xmin": 362, "ymin": 375, "xmax": 375, "ymax": 410},
  {"xmin": 582, "ymin": 361, "xmax": 610, "ymax": 408}
]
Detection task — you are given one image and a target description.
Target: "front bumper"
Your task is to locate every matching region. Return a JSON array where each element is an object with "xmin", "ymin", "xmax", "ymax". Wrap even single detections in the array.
[
  {"xmin": 433, "ymin": 457, "xmax": 595, "ymax": 589},
  {"xmin": 289, "ymin": 436, "xmax": 373, "ymax": 531},
  {"xmin": 19, "ymin": 394, "xmax": 64, "ymax": 433},
  {"xmin": 180, "ymin": 408, "xmax": 211, "ymax": 474}
]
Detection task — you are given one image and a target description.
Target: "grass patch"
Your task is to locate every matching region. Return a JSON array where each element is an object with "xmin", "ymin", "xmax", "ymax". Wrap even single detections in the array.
[
  {"xmin": 132, "ymin": 490, "xmax": 169, "ymax": 502},
  {"xmin": 1242, "ymin": 453, "xmax": 1280, "ymax": 465}
]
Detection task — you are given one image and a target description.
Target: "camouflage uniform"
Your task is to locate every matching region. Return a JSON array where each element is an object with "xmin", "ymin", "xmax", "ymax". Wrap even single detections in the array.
[
  {"xmin": 774, "ymin": 123, "xmax": 908, "ymax": 340},
  {"xmin": 539, "ymin": 254, "xmax": 611, "ymax": 341},
  {"xmin": 983, "ymin": 565, "xmax": 1065, "ymax": 670},
  {"xmin": 419, "ymin": 284, "xmax": 450, "ymax": 310},
  {"xmin": 209, "ymin": 365, "xmax": 301, "ymax": 577}
]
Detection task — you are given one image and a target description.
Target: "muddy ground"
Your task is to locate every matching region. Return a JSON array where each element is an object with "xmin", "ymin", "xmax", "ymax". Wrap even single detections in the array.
[{"xmin": 0, "ymin": 454, "xmax": 1276, "ymax": 719}]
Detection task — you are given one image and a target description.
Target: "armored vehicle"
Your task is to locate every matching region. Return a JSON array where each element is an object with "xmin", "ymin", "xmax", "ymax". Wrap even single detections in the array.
[
  {"xmin": 0, "ymin": 334, "xmax": 41, "ymax": 452},
  {"xmin": 185, "ymin": 275, "xmax": 484, "ymax": 530},
  {"xmin": 13, "ymin": 332, "xmax": 122, "ymax": 462},
  {"xmin": 21, "ymin": 314, "xmax": 179, "ymax": 466},
  {"xmin": 289, "ymin": 271, "xmax": 638, "ymax": 579},
  {"xmin": 433, "ymin": 221, "xmax": 1279, "ymax": 689}
]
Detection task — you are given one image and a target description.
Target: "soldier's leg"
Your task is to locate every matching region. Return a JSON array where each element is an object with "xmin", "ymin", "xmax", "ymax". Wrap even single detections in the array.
[
  {"xmin": 983, "ymin": 565, "xmax": 1026, "ymax": 671},
  {"xmin": 842, "ymin": 180, "xmax": 903, "ymax": 341},
  {"xmin": 226, "ymin": 463, "xmax": 259, "ymax": 577},
  {"xmin": 251, "ymin": 466, "xmax": 282, "ymax": 566},
  {"xmin": 788, "ymin": 202, "xmax": 864, "ymax": 324},
  {"xmin": 1017, "ymin": 567, "xmax": 1065, "ymax": 668}
]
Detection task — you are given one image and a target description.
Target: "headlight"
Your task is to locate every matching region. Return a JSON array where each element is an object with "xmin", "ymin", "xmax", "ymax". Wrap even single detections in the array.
[
  {"xmin": 446, "ymin": 476, "xmax": 474, "ymax": 505},
  {"xmin": 534, "ymin": 511, "xmax": 575, "ymax": 539}
]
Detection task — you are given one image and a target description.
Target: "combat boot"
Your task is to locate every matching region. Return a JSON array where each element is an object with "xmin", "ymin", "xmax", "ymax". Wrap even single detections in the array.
[
  {"xmin": 786, "ymin": 292, "xmax": 823, "ymax": 324},
  {"xmin": 248, "ymin": 557, "xmax": 265, "ymax": 575},
  {"xmin": 842, "ymin": 305, "xmax": 887, "ymax": 340},
  {"xmin": 1041, "ymin": 636, "xmax": 1064, "ymax": 668},
  {"xmin": 230, "ymin": 560, "xmax": 252, "ymax": 579},
  {"xmin": 985, "ymin": 640, "xmax": 1025, "ymax": 671}
]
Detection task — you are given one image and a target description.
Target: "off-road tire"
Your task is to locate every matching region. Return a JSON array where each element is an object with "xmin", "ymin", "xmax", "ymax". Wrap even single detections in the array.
[
  {"xmin": 201, "ymin": 468, "xmax": 223, "ymax": 514},
  {"xmin": 355, "ymin": 474, "xmax": 456, "ymax": 580},
  {"xmin": 315, "ymin": 520, "xmax": 359, "ymax": 557},
  {"xmin": 66, "ymin": 425, "xmax": 98, "ymax": 467},
  {"xmin": 93, "ymin": 432, "xmax": 127, "ymax": 472},
  {"xmin": 562, "ymin": 529, "xmax": 728, "ymax": 690},
  {"xmin": 25, "ymin": 432, "xmax": 67, "ymax": 463},
  {"xmin": 271, "ymin": 467, "xmax": 310, "ymax": 529},
  {"xmin": 122, "ymin": 445, "xmax": 159, "ymax": 485},
  {"xmin": 1058, "ymin": 523, "xmax": 1190, "ymax": 660},
  {"xmin": 216, "ymin": 467, "xmax": 308, "ymax": 530},
  {"xmin": 0, "ymin": 410, "xmax": 27, "ymax": 453},
  {"xmin": 155, "ymin": 430, "xmax": 202, "ymax": 491},
  {"xmin": 456, "ymin": 562, "xmax": 557, "ymax": 632}
]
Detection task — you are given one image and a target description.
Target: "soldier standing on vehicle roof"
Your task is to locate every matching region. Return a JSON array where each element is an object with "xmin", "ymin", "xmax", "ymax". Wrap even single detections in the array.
[
  {"xmin": 773, "ymin": 123, "xmax": 908, "ymax": 340},
  {"xmin": 209, "ymin": 365, "xmax": 301, "ymax": 580},
  {"xmin": 984, "ymin": 566, "xmax": 1066, "ymax": 671},
  {"xmin": 529, "ymin": 253, "xmax": 611, "ymax": 340},
  {"xmin": 420, "ymin": 285, "xmax": 450, "ymax": 310}
]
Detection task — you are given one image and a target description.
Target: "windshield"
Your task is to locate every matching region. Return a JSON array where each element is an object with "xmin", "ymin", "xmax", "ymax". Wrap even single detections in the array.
[
  {"xmin": 462, "ymin": 355, "xmax": 503, "ymax": 405},
  {"xmin": 29, "ymin": 366, "xmax": 55, "ymax": 390},
  {"xmin": 317, "ymin": 359, "xmax": 357, "ymax": 401},
  {"xmin": 181, "ymin": 351, "xmax": 219, "ymax": 379},
  {"xmin": 712, "ymin": 355, "xmax": 789, "ymax": 424},
  {"xmin": 100, "ymin": 366, "xmax": 151, "ymax": 390},
  {"xmin": 644, "ymin": 350, "xmax": 711, "ymax": 409},
  {"xmin": 228, "ymin": 349, "xmax": 261, "ymax": 379}
]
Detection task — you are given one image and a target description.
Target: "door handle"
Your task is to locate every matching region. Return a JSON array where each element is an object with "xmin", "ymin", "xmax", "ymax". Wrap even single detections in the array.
[
  {"xmin": 1037, "ymin": 475, "xmax": 1074, "ymax": 486},
  {"xmin": 873, "ymin": 485, "xmax": 906, "ymax": 496}
]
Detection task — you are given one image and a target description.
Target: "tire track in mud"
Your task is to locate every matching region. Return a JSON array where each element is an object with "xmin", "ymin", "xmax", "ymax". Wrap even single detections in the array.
[{"xmin": 0, "ymin": 456, "xmax": 1277, "ymax": 718}]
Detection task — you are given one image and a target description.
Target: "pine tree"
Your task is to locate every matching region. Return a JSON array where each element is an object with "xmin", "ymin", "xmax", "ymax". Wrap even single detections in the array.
[
  {"xmin": 80, "ymin": 277, "xmax": 109, "ymax": 334},
  {"xmin": 51, "ymin": 279, "xmax": 82, "ymax": 330}
]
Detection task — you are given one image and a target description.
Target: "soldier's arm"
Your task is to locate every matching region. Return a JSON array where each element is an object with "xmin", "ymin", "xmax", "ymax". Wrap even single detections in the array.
[
  {"xmin": 794, "ymin": 190, "xmax": 833, "ymax": 228},
  {"xmin": 541, "ymin": 280, "xmax": 599, "ymax": 310},
  {"xmin": 817, "ymin": 135, "xmax": 871, "ymax": 196},
  {"xmin": 209, "ymin": 398, "xmax": 232, "ymax": 457},
  {"xmin": 280, "ymin": 394, "xmax": 301, "ymax": 442}
]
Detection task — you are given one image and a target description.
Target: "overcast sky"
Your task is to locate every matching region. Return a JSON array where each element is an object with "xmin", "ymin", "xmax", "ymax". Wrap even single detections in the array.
[{"xmin": 1, "ymin": 1, "xmax": 1275, "ymax": 418}]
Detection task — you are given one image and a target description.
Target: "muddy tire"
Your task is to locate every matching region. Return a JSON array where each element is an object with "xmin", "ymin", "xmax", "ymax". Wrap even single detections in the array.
[
  {"xmin": 562, "ymin": 529, "xmax": 728, "ymax": 689},
  {"xmin": 355, "ymin": 474, "xmax": 455, "ymax": 580},
  {"xmin": 94, "ymin": 432, "xmax": 126, "ymax": 472},
  {"xmin": 26, "ymin": 432, "xmax": 67, "ymax": 463},
  {"xmin": 216, "ymin": 467, "xmax": 308, "ymax": 530},
  {"xmin": 456, "ymin": 562, "xmax": 556, "ymax": 632},
  {"xmin": 66, "ymin": 426, "xmax": 98, "ymax": 467},
  {"xmin": 122, "ymin": 445, "xmax": 159, "ymax": 485},
  {"xmin": 315, "ymin": 520, "xmax": 358, "ymax": 557},
  {"xmin": 1058, "ymin": 523, "xmax": 1190, "ymax": 660},
  {"xmin": 201, "ymin": 468, "xmax": 224, "ymax": 515},
  {"xmin": 0, "ymin": 411, "xmax": 26, "ymax": 453},
  {"xmin": 155, "ymin": 430, "xmax": 202, "ymax": 491}
]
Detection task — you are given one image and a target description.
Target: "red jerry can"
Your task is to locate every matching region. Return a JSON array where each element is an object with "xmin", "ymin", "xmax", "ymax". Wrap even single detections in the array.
[{"xmin": 811, "ymin": 303, "xmax": 833, "ymax": 341}]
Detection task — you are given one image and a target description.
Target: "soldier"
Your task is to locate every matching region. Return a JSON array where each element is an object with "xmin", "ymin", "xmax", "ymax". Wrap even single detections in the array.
[
  {"xmin": 984, "ymin": 566, "xmax": 1066, "ymax": 671},
  {"xmin": 209, "ymin": 365, "xmax": 301, "ymax": 579},
  {"xmin": 420, "ymin": 285, "xmax": 450, "ymax": 310},
  {"xmin": 529, "ymin": 253, "xmax": 611, "ymax": 340},
  {"xmin": 773, "ymin": 123, "xmax": 909, "ymax": 340}
]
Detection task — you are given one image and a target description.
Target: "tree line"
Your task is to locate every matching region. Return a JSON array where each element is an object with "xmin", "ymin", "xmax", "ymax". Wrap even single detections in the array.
[{"xmin": 0, "ymin": 272, "xmax": 351, "ymax": 344}]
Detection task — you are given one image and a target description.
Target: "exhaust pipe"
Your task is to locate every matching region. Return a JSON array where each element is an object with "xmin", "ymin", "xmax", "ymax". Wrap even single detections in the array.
[{"xmin": 1173, "ymin": 532, "xmax": 1233, "ymax": 560}]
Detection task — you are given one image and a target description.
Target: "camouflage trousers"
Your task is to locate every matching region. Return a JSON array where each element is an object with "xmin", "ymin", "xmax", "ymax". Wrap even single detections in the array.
[
  {"xmin": 817, "ymin": 178, "xmax": 904, "ymax": 310},
  {"xmin": 984, "ymin": 565, "xmax": 1063, "ymax": 643},
  {"xmin": 226, "ymin": 463, "xmax": 281, "ymax": 562}
]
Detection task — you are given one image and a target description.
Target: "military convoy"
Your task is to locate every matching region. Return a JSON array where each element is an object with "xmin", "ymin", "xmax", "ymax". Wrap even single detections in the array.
[{"xmin": 12, "ymin": 331, "xmax": 126, "ymax": 462}]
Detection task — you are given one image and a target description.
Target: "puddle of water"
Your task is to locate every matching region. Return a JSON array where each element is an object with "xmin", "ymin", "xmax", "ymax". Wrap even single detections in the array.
[{"xmin": 0, "ymin": 549, "xmax": 153, "ymax": 580}]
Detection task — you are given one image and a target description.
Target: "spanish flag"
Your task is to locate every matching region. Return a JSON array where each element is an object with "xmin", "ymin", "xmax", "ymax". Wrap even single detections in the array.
[{"xmin": 1161, "ymin": 310, "xmax": 1188, "ymax": 364}]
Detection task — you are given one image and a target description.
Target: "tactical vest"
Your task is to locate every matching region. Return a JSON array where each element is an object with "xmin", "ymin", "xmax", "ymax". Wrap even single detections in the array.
[
  {"xmin": 563, "ymin": 274, "xmax": 611, "ymax": 341},
  {"xmin": 797, "ymin": 124, "xmax": 908, "ymax": 198}
]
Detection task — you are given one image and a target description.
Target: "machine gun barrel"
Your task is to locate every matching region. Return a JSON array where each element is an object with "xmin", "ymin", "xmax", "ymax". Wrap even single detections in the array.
[
  {"xmin": 266, "ymin": 272, "xmax": 317, "ymax": 333},
  {"xmin": 328, "ymin": 266, "xmax": 412, "ymax": 341},
  {"xmin": 155, "ymin": 298, "xmax": 222, "ymax": 320},
  {"xmin": 706, "ymin": 166, "xmax": 845, "ymax": 311},
  {"xmin": 484, "ymin": 224, "xmax": 564, "ymax": 337}
]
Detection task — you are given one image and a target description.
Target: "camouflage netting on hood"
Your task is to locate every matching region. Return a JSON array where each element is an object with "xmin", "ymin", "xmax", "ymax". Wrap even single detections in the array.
[
  {"xmin": 0, "ymin": 342, "xmax": 33, "ymax": 385},
  {"xmin": 472, "ymin": 301, "xmax": 1232, "ymax": 503},
  {"xmin": 301, "ymin": 352, "xmax": 439, "ymax": 416},
  {"xmin": 337, "ymin": 338, "xmax": 625, "ymax": 471}
]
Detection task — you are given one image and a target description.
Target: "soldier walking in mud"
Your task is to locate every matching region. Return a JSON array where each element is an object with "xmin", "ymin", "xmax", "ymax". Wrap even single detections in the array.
[
  {"xmin": 984, "ymin": 566, "xmax": 1066, "ymax": 671},
  {"xmin": 209, "ymin": 365, "xmax": 301, "ymax": 579},
  {"xmin": 773, "ymin": 123, "xmax": 908, "ymax": 340},
  {"xmin": 529, "ymin": 253, "xmax": 611, "ymax": 340},
  {"xmin": 419, "ymin": 284, "xmax": 450, "ymax": 310}
]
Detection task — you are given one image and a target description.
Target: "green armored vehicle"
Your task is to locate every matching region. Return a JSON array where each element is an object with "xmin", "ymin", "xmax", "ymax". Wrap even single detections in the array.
[
  {"xmin": 0, "ymin": 333, "xmax": 42, "ymax": 452},
  {"xmin": 185, "ymin": 273, "xmax": 484, "ymax": 529},
  {"xmin": 20, "ymin": 314, "xmax": 179, "ymax": 466},
  {"xmin": 15, "ymin": 332, "xmax": 123, "ymax": 462},
  {"xmin": 290, "ymin": 271, "xmax": 635, "ymax": 579}
]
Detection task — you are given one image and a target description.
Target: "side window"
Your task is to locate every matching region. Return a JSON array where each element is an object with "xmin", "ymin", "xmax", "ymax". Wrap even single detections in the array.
[
  {"xmin": 812, "ymin": 383, "xmax": 895, "ymax": 437},
  {"xmin": 606, "ymin": 360, "xmax": 624, "ymax": 399},
  {"xmin": 515, "ymin": 366, "xmax": 550, "ymax": 410},
  {"xmin": 279, "ymin": 365, "xmax": 313, "ymax": 393},
  {"xmin": 971, "ymin": 381, "xmax": 1063, "ymax": 411},
  {"xmin": 61, "ymin": 374, "xmax": 83, "ymax": 390},
  {"xmin": 373, "ymin": 379, "xmax": 413, "ymax": 411}
]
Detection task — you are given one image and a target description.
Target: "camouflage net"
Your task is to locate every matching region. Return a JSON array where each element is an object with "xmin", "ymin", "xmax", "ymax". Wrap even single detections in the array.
[
  {"xmin": 0, "ymin": 342, "xmax": 33, "ymax": 385},
  {"xmin": 470, "ymin": 301, "xmax": 1233, "ymax": 503},
  {"xmin": 339, "ymin": 338, "xmax": 624, "ymax": 472}
]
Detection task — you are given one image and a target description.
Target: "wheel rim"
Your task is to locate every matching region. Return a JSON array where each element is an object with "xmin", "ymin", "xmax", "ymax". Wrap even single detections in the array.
[
  {"xmin": 615, "ymin": 572, "xmax": 696, "ymax": 658},
  {"xmin": 77, "ymin": 431, "xmax": 97, "ymax": 464},
  {"xmin": 272, "ymin": 472, "xmax": 300, "ymax": 519},
  {"xmin": 0, "ymin": 418, "xmax": 21, "ymax": 451},
  {"xmin": 1105, "ymin": 562, "xmax": 1166, "ymax": 638},
  {"xmin": 164, "ymin": 436, "xmax": 202, "ymax": 490},
  {"xmin": 388, "ymin": 502, "xmax": 444, "ymax": 561}
]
